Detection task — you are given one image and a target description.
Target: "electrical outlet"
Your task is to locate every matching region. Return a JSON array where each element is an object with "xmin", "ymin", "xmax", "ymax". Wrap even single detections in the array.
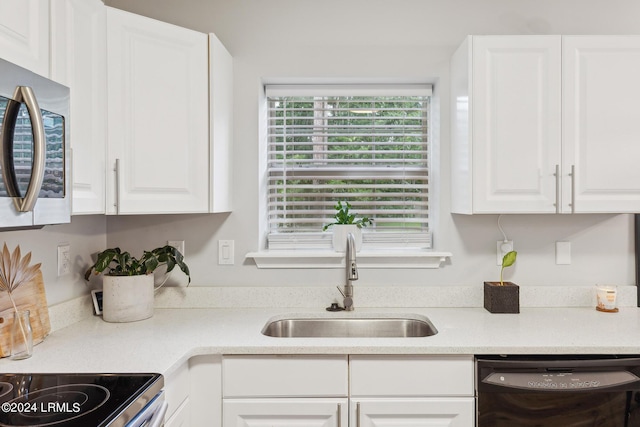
[
  {"xmin": 496, "ymin": 240, "xmax": 514, "ymax": 265},
  {"xmin": 167, "ymin": 240, "xmax": 185, "ymax": 256},
  {"xmin": 57, "ymin": 244, "xmax": 71, "ymax": 276},
  {"xmin": 556, "ymin": 241, "xmax": 571, "ymax": 265},
  {"xmin": 219, "ymin": 240, "xmax": 234, "ymax": 265}
]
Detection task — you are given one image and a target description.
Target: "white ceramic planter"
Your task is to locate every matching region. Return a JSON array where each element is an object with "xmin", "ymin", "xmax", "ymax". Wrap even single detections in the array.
[
  {"xmin": 331, "ymin": 224, "xmax": 362, "ymax": 252},
  {"xmin": 102, "ymin": 274, "xmax": 154, "ymax": 323}
]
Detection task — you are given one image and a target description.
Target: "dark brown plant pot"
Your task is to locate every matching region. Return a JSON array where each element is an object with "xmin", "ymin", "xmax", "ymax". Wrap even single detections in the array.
[{"xmin": 484, "ymin": 281, "xmax": 520, "ymax": 313}]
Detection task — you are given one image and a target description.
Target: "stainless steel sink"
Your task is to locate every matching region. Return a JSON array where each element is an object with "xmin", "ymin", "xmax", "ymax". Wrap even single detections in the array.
[{"xmin": 261, "ymin": 314, "xmax": 437, "ymax": 338}]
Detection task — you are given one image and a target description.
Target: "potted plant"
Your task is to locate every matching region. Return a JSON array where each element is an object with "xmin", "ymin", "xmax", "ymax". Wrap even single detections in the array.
[
  {"xmin": 323, "ymin": 201, "xmax": 373, "ymax": 252},
  {"xmin": 484, "ymin": 250, "xmax": 519, "ymax": 313},
  {"xmin": 85, "ymin": 245, "xmax": 190, "ymax": 323}
]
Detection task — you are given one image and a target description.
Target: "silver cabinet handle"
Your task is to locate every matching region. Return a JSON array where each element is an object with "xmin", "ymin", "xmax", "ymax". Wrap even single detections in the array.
[
  {"xmin": 337, "ymin": 403, "xmax": 342, "ymax": 427},
  {"xmin": 356, "ymin": 402, "xmax": 361, "ymax": 427},
  {"xmin": 570, "ymin": 164, "xmax": 576, "ymax": 213},
  {"xmin": 554, "ymin": 164, "xmax": 560, "ymax": 214},
  {"xmin": 114, "ymin": 158, "xmax": 121, "ymax": 214},
  {"xmin": 1, "ymin": 86, "xmax": 46, "ymax": 212}
]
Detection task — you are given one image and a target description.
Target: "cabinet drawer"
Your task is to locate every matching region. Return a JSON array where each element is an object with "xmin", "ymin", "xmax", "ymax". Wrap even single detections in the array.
[
  {"xmin": 223, "ymin": 355, "xmax": 348, "ymax": 398},
  {"xmin": 350, "ymin": 355, "xmax": 474, "ymax": 397}
]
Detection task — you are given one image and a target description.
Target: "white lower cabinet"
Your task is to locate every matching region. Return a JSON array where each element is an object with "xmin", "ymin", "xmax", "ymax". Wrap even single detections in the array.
[
  {"xmin": 164, "ymin": 355, "xmax": 222, "ymax": 427},
  {"xmin": 222, "ymin": 355, "xmax": 349, "ymax": 427},
  {"xmin": 165, "ymin": 398, "xmax": 191, "ymax": 427},
  {"xmin": 352, "ymin": 398, "xmax": 475, "ymax": 427},
  {"xmin": 223, "ymin": 399, "xmax": 348, "ymax": 427},
  {"xmin": 350, "ymin": 355, "xmax": 475, "ymax": 427},
  {"xmin": 189, "ymin": 355, "xmax": 222, "ymax": 427},
  {"xmin": 164, "ymin": 362, "xmax": 190, "ymax": 427},
  {"xmin": 221, "ymin": 355, "xmax": 475, "ymax": 427}
]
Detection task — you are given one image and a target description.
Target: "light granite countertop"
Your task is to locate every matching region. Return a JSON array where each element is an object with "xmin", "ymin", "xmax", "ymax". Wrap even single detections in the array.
[{"xmin": 1, "ymin": 306, "xmax": 640, "ymax": 378}]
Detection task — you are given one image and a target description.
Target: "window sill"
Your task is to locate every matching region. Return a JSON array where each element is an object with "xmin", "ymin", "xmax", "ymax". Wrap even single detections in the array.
[{"xmin": 245, "ymin": 250, "xmax": 452, "ymax": 269}]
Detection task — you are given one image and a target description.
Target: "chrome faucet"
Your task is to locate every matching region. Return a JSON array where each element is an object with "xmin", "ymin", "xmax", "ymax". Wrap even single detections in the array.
[{"xmin": 341, "ymin": 232, "xmax": 358, "ymax": 311}]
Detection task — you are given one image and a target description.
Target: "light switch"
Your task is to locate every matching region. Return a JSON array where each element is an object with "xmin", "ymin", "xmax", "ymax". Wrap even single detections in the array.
[
  {"xmin": 556, "ymin": 241, "xmax": 571, "ymax": 265},
  {"xmin": 218, "ymin": 240, "xmax": 234, "ymax": 265}
]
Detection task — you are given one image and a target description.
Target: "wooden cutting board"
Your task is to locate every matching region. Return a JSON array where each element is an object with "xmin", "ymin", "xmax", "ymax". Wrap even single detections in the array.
[{"xmin": 0, "ymin": 270, "xmax": 51, "ymax": 357}]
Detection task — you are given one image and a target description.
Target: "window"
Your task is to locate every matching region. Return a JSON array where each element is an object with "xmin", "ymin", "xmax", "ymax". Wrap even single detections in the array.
[{"xmin": 265, "ymin": 84, "xmax": 432, "ymax": 250}]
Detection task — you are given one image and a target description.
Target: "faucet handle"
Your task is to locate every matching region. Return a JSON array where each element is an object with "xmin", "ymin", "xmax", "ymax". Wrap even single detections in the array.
[
  {"xmin": 336, "ymin": 285, "xmax": 346, "ymax": 298},
  {"xmin": 349, "ymin": 262, "xmax": 358, "ymax": 280}
]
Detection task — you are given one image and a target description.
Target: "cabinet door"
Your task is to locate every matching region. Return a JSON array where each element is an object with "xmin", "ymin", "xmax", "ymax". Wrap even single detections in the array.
[
  {"xmin": 50, "ymin": 0, "xmax": 107, "ymax": 214},
  {"xmin": 471, "ymin": 36, "xmax": 561, "ymax": 213},
  {"xmin": 106, "ymin": 7, "xmax": 209, "ymax": 214},
  {"xmin": 562, "ymin": 36, "xmax": 640, "ymax": 213},
  {"xmin": 223, "ymin": 399, "xmax": 348, "ymax": 427},
  {"xmin": 353, "ymin": 398, "xmax": 475, "ymax": 427},
  {"xmin": 0, "ymin": 0, "xmax": 50, "ymax": 77}
]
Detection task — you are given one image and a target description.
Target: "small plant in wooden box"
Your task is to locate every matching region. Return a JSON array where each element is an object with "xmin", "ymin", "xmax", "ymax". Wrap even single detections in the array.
[{"xmin": 484, "ymin": 251, "xmax": 519, "ymax": 314}]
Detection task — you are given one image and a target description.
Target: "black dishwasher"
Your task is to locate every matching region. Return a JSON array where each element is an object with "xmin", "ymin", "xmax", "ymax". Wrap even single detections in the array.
[{"xmin": 477, "ymin": 355, "xmax": 640, "ymax": 427}]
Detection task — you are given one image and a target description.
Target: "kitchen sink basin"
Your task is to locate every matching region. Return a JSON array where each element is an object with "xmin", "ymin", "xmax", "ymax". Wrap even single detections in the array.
[{"xmin": 261, "ymin": 313, "xmax": 438, "ymax": 338}]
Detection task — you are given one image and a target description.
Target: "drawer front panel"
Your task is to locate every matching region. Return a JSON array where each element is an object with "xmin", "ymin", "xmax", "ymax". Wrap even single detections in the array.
[
  {"xmin": 223, "ymin": 355, "xmax": 348, "ymax": 397},
  {"xmin": 350, "ymin": 355, "xmax": 474, "ymax": 397}
]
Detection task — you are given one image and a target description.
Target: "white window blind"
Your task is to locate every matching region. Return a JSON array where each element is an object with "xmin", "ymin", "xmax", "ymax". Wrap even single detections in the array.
[{"xmin": 266, "ymin": 84, "xmax": 431, "ymax": 248}]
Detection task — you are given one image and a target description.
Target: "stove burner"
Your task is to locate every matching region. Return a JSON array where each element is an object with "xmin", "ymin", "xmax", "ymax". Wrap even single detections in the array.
[
  {"xmin": 0, "ymin": 384, "xmax": 109, "ymax": 427},
  {"xmin": 0, "ymin": 384, "xmax": 12, "ymax": 400}
]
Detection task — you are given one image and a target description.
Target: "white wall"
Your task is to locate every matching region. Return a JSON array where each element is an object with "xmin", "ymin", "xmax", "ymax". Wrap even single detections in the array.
[
  {"xmin": 103, "ymin": 0, "xmax": 640, "ymax": 288},
  {"xmin": 0, "ymin": 216, "xmax": 107, "ymax": 305}
]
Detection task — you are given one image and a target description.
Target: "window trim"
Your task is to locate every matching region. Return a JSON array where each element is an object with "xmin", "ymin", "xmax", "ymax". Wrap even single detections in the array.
[
  {"xmin": 246, "ymin": 250, "xmax": 452, "ymax": 269},
  {"xmin": 254, "ymin": 81, "xmax": 449, "ymax": 269}
]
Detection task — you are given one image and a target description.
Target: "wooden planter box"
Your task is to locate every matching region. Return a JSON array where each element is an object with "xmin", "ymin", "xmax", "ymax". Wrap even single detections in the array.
[{"xmin": 484, "ymin": 281, "xmax": 519, "ymax": 313}]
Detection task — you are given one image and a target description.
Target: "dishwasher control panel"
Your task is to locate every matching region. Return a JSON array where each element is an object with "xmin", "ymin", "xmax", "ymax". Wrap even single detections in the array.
[{"xmin": 483, "ymin": 371, "xmax": 639, "ymax": 391}]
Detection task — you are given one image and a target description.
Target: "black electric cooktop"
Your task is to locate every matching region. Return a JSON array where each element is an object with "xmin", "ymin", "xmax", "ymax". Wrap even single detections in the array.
[{"xmin": 0, "ymin": 373, "xmax": 162, "ymax": 427}]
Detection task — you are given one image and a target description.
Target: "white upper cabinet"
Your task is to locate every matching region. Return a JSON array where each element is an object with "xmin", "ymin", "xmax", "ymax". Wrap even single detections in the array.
[
  {"xmin": 0, "ymin": 0, "xmax": 50, "ymax": 78},
  {"xmin": 209, "ymin": 33, "xmax": 233, "ymax": 213},
  {"xmin": 0, "ymin": 4, "xmax": 232, "ymax": 217},
  {"xmin": 106, "ymin": 7, "xmax": 210, "ymax": 214},
  {"xmin": 562, "ymin": 36, "xmax": 640, "ymax": 213},
  {"xmin": 51, "ymin": 0, "xmax": 107, "ymax": 215},
  {"xmin": 451, "ymin": 36, "xmax": 561, "ymax": 214},
  {"xmin": 452, "ymin": 35, "xmax": 640, "ymax": 214}
]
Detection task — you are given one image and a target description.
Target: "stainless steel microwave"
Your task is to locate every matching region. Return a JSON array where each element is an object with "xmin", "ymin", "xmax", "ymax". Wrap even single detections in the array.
[{"xmin": 0, "ymin": 58, "xmax": 70, "ymax": 228}]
